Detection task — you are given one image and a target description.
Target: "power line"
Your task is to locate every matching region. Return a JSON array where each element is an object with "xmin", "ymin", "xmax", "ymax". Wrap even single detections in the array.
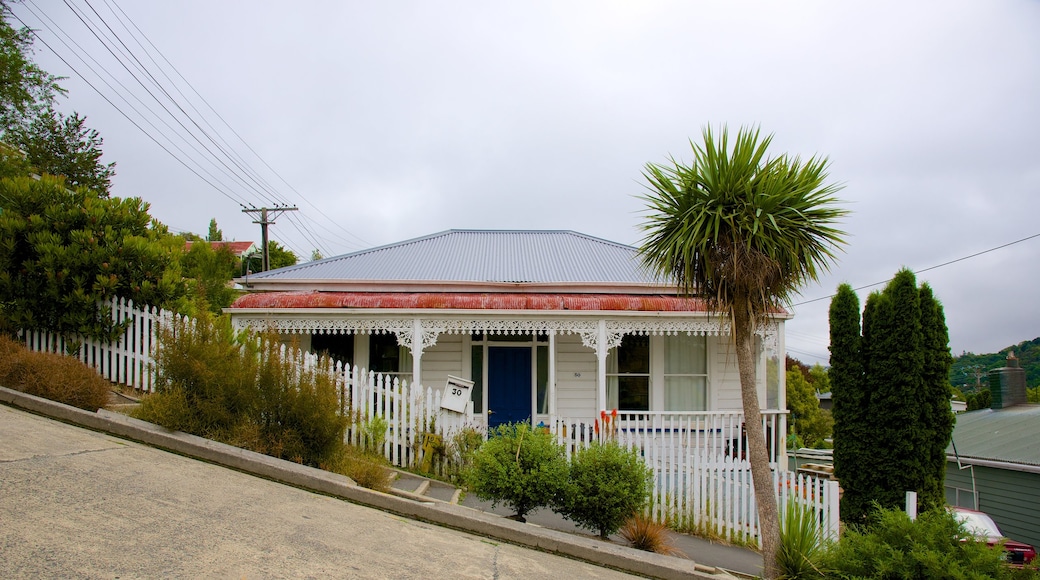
[
  {"xmin": 14, "ymin": 0, "xmax": 370, "ymax": 254},
  {"xmin": 793, "ymin": 232, "xmax": 1040, "ymax": 307},
  {"xmin": 10, "ymin": 6, "xmax": 255, "ymax": 209}
]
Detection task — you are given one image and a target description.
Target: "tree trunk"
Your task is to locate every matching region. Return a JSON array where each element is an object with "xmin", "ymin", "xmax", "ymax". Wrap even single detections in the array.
[{"xmin": 732, "ymin": 302, "xmax": 781, "ymax": 579}]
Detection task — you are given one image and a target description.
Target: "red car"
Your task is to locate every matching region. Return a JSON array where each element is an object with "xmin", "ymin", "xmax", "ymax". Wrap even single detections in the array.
[{"xmin": 951, "ymin": 507, "xmax": 1037, "ymax": 566}]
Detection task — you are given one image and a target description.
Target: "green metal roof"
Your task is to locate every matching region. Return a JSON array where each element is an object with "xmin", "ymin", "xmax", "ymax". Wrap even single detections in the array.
[{"xmin": 947, "ymin": 404, "xmax": 1040, "ymax": 468}]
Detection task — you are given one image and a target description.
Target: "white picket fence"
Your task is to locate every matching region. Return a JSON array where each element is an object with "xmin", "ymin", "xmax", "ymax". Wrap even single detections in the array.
[
  {"xmin": 337, "ymin": 364, "xmax": 480, "ymax": 473},
  {"xmin": 21, "ymin": 296, "xmax": 173, "ymax": 392},
  {"xmin": 21, "ymin": 297, "xmax": 837, "ymax": 544},
  {"xmin": 550, "ymin": 410, "xmax": 839, "ymax": 546},
  {"xmin": 689, "ymin": 455, "xmax": 841, "ymax": 545}
]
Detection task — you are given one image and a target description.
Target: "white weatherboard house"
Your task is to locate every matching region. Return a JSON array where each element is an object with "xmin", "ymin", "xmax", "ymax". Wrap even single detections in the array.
[{"xmin": 229, "ymin": 230, "xmax": 790, "ymax": 463}]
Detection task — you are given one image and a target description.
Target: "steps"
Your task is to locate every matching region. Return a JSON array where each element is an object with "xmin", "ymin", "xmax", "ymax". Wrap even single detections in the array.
[{"xmin": 387, "ymin": 470, "xmax": 462, "ymax": 504}]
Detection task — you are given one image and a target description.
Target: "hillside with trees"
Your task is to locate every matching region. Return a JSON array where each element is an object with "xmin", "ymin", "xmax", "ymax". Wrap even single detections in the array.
[{"xmin": 949, "ymin": 337, "xmax": 1040, "ymax": 391}]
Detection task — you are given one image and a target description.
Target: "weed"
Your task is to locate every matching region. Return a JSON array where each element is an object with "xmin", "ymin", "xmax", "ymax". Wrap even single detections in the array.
[{"xmin": 326, "ymin": 446, "xmax": 392, "ymax": 493}]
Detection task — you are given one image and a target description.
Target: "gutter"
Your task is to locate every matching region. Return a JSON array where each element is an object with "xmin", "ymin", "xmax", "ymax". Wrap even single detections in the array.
[{"xmin": 946, "ymin": 453, "xmax": 1040, "ymax": 475}]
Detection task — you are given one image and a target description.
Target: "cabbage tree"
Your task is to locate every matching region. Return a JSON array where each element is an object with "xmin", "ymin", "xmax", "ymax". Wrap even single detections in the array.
[{"xmin": 638, "ymin": 125, "xmax": 847, "ymax": 578}]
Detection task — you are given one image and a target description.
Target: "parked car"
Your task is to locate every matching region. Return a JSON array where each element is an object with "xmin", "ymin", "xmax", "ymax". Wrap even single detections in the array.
[{"xmin": 951, "ymin": 507, "xmax": 1037, "ymax": 566}]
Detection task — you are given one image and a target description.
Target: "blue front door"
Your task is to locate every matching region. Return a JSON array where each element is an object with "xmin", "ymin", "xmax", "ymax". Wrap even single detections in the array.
[{"xmin": 487, "ymin": 347, "xmax": 532, "ymax": 430}]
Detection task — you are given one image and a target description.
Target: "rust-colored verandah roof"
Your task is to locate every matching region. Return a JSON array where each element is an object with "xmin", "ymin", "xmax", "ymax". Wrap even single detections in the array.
[{"xmin": 231, "ymin": 292, "xmax": 713, "ymax": 312}]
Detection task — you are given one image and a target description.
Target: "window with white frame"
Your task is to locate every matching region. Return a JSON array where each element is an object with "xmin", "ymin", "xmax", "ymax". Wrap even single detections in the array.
[
  {"xmin": 663, "ymin": 334, "xmax": 707, "ymax": 411},
  {"xmin": 607, "ymin": 335, "xmax": 650, "ymax": 411}
]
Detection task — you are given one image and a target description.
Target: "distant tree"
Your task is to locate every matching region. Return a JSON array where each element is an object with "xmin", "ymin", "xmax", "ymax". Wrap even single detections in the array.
[
  {"xmin": 0, "ymin": 139, "xmax": 29, "ymax": 179},
  {"xmin": 809, "ymin": 364, "xmax": 831, "ymax": 394},
  {"xmin": 966, "ymin": 389, "xmax": 991, "ymax": 411},
  {"xmin": 0, "ymin": 175, "xmax": 183, "ymax": 341},
  {"xmin": 785, "ymin": 368, "xmax": 832, "ymax": 448},
  {"xmin": 310, "ymin": 249, "xmax": 323, "ymax": 262},
  {"xmin": 786, "ymin": 355, "xmax": 811, "ymax": 381},
  {"xmin": 206, "ymin": 218, "xmax": 223, "ymax": 242},
  {"xmin": 7, "ymin": 108, "xmax": 115, "ymax": 195},
  {"xmin": 267, "ymin": 241, "xmax": 297, "ymax": 270},
  {"xmin": 180, "ymin": 241, "xmax": 238, "ymax": 316},
  {"xmin": 0, "ymin": 12, "xmax": 63, "ymax": 134}
]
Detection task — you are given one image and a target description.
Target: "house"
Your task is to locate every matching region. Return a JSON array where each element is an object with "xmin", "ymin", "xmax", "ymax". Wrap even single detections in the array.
[
  {"xmin": 185, "ymin": 240, "xmax": 258, "ymax": 259},
  {"xmin": 227, "ymin": 229, "xmax": 790, "ymax": 461},
  {"xmin": 946, "ymin": 354, "xmax": 1040, "ymax": 549}
]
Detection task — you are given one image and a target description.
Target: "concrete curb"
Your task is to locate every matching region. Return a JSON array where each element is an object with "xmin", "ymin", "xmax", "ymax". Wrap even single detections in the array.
[{"xmin": 0, "ymin": 387, "xmax": 740, "ymax": 580}]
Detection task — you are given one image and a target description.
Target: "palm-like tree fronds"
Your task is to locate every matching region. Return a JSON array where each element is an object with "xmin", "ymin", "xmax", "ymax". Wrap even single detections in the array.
[{"xmin": 638, "ymin": 125, "xmax": 848, "ymax": 320}]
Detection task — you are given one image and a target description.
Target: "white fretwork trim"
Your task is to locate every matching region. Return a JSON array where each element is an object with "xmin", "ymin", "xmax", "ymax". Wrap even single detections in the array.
[{"xmin": 233, "ymin": 315, "xmax": 778, "ymax": 354}]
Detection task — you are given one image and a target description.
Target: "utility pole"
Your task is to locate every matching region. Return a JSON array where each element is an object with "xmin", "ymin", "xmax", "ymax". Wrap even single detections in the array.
[{"xmin": 242, "ymin": 206, "xmax": 297, "ymax": 271}]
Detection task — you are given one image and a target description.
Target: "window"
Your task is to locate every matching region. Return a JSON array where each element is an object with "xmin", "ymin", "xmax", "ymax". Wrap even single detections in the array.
[
  {"xmin": 664, "ymin": 334, "xmax": 707, "ymax": 411},
  {"xmin": 607, "ymin": 335, "xmax": 650, "ymax": 411},
  {"xmin": 369, "ymin": 333, "xmax": 412, "ymax": 383},
  {"xmin": 311, "ymin": 333, "xmax": 354, "ymax": 368}
]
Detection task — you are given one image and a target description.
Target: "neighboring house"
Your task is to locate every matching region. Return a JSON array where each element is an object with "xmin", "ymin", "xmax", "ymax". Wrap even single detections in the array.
[
  {"xmin": 227, "ymin": 229, "xmax": 790, "ymax": 461},
  {"xmin": 185, "ymin": 240, "xmax": 258, "ymax": 259},
  {"xmin": 946, "ymin": 354, "xmax": 1040, "ymax": 549}
]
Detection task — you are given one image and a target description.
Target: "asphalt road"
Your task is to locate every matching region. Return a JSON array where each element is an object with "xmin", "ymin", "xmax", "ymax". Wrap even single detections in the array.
[{"xmin": 0, "ymin": 405, "xmax": 640, "ymax": 579}]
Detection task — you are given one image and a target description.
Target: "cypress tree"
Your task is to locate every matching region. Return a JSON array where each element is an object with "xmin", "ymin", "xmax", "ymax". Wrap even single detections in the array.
[
  {"xmin": 829, "ymin": 269, "xmax": 953, "ymax": 523},
  {"xmin": 829, "ymin": 284, "xmax": 869, "ymax": 523},
  {"xmin": 919, "ymin": 284, "xmax": 954, "ymax": 511},
  {"xmin": 872, "ymin": 269, "xmax": 924, "ymax": 510}
]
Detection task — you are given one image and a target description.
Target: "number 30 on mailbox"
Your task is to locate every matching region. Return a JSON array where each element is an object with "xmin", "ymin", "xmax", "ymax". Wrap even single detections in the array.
[{"xmin": 440, "ymin": 375, "xmax": 474, "ymax": 413}]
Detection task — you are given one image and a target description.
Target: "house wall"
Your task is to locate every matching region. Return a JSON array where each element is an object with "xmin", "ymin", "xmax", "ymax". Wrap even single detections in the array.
[
  {"xmin": 712, "ymin": 336, "xmax": 743, "ymax": 411},
  {"xmin": 554, "ymin": 333, "xmax": 598, "ymax": 418},
  {"xmin": 946, "ymin": 461, "xmax": 1040, "ymax": 549},
  {"xmin": 292, "ymin": 326, "xmax": 774, "ymax": 420},
  {"xmin": 419, "ymin": 334, "xmax": 465, "ymax": 390}
]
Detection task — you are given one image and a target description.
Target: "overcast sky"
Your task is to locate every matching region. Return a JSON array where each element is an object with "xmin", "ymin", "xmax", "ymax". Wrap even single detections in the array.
[{"xmin": 11, "ymin": 1, "xmax": 1040, "ymax": 368}]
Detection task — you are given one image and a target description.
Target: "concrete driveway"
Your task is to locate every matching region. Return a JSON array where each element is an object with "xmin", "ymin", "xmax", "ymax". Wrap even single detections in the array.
[{"xmin": 0, "ymin": 404, "xmax": 638, "ymax": 579}]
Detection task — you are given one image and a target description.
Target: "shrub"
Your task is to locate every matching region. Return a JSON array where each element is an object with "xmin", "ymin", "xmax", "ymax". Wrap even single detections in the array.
[
  {"xmin": 777, "ymin": 500, "xmax": 828, "ymax": 579},
  {"xmin": 137, "ymin": 312, "xmax": 257, "ymax": 437},
  {"xmin": 820, "ymin": 505, "xmax": 1017, "ymax": 579},
  {"xmin": 135, "ymin": 315, "xmax": 349, "ymax": 468},
  {"xmin": 252, "ymin": 334, "xmax": 349, "ymax": 467},
  {"xmin": 620, "ymin": 514, "xmax": 684, "ymax": 557},
  {"xmin": 0, "ymin": 335, "xmax": 111, "ymax": 411},
  {"xmin": 463, "ymin": 422, "xmax": 568, "ymax": 522},
  {"xmin": 556, "ymin": 440, "xmax": 652, "ymax": 538}
]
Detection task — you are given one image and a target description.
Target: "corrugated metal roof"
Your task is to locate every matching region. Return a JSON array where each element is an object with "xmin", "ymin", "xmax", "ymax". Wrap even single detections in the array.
[
  {"xmin": 232, "ymin": 292, "xmax": 711, "ymax": 311},
  {"xmin": 947, "ymin": 404, "xmax": 1040, "ymax": 467},
  {"xmin": 246, "ymin": 230, "xmax": 658, "ymax": 284}
]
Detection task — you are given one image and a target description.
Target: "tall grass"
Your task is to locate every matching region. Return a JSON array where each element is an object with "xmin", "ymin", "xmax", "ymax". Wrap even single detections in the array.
[{"xmin": 0, "ymin": 334, "xmax": 112, "ymax": 411}]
